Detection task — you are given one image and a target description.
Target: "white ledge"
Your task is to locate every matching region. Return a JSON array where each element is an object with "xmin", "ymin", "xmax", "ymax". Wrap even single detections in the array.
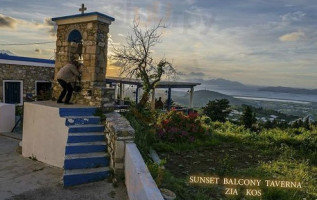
[{"xmin": 125, "ymin": 143, "xmax": 164, "ymax": 200}]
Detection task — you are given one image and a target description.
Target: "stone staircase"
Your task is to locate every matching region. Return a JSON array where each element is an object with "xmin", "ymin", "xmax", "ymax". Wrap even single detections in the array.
[{"xmin": 59, "ymin": 107, "xmax": 110, "ymax": 187}]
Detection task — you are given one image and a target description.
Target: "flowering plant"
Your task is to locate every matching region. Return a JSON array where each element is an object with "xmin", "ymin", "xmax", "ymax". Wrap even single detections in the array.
[{"xmin": 156, "ymin": 110, "xmax": 210, "ymax": 143}]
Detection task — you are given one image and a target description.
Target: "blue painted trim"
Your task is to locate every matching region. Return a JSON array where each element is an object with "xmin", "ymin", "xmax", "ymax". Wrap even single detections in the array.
[
  {"xmin": 68, "ymin": 126, "xmax": 104, "ymax": 133},
  {"xmin": 66, "ymin": 145, "xmax": 106, "ymax": 154},
  {"xmin": 52, "ymin": 12, "xmax": 115, "ymax": 22},
  {"xmin": 67, "ymin": 135, "xmax": 105, "ymax": 143},
  {"xmin": 64, "ymin": 157, "xmax": 109, "ymax": 170},
  {"xmin": 59, "ymin": 108, "xmax": 96, "ymax": 117},
  {"xmin": 0, "ymin": 54, "xmax": 55, "ymax": 64},
  {"xmin": 64, "ymin": 170, "xmax": 110, "ymax": 187}
]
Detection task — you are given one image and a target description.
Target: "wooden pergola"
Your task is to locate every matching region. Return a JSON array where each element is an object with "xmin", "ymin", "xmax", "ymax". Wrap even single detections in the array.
[{"xmin": 106, "ymin": 77, "xmax": 201, "ymax": 110}]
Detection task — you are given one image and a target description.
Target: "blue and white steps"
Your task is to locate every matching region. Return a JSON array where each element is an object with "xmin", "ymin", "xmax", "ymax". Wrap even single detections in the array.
[{"xmin": 60, "ymin": 107, "xmax": 110, "ymax": 187}]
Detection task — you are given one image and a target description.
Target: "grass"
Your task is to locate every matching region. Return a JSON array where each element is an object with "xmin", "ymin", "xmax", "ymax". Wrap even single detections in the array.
[
  {"xmin": 124, "ymin": 108, "xmax": 317, "ymax": 199},
  {"xmin": 151, "ymin": 122, "xmax": 317, "ymax": 200}
]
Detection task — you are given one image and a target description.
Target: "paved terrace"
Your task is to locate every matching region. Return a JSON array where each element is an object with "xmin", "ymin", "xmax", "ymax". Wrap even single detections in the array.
[{"xmin": 0, "ymin": 132, "xmax": 128, "ymax": 200}]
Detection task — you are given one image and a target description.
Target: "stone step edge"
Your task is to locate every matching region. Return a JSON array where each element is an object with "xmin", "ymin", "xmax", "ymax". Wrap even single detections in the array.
[
  {"xmin": 64, "ymin": 166, "xmax": 110, "ymax": 176},
  {"xmin": 66, "ymin": 141, "xmax": 107, "ymax": 146},
  {"xmin": 63, "ymin": 116, "xmax": 100, "ymax": 119},
  {"xmin": 68, "ymin": 124, "xmax": 104, "ymax": 128},
  {"xmin": 68, "ymin": 132, "xmax": 104, "ymax": 136},
  {"xmin": 65, "ymin": 152, "xmax": 109, "ymax": 160}
]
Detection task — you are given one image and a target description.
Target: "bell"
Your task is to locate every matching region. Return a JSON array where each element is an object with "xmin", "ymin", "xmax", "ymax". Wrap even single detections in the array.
[{"xmin": 78, "ymin": 55, "xmax": 84, "ymax": 64}]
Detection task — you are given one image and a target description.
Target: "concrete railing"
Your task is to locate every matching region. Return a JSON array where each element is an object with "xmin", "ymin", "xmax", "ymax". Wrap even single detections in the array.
[{"xmin": 125, "ymin": 143, "xmax": 164, "ymax": 200}]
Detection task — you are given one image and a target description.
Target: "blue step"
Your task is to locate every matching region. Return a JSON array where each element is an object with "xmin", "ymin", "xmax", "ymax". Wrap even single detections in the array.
[
  {"xmin": 65, "ymin": 116, "xmax": 100, "ymax": 126},
  {"xmin": 65, "ymin": 141, "xmax": 107, "ymax": 154},
  {"xmin": 68, "ymin": 125, "xmax": 104, "ymax": 133},
  {"xmin": 67, "ymin": 133, "xmax": 105, "ymax": 143},
  {"xmin": 64, "ymin": 152, "xmax": 109, "ymax": 170},
  {"xmin": 64, "ymin": 167, "xmax": 110, "ymax": 187},
  {"xmin": 59, "ymin": 107, "xmax": 97, "ymax": 117}
]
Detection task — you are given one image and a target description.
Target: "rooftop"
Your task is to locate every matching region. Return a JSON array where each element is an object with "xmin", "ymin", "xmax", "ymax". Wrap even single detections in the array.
[
  {"xmin": 52, "ymin": 12, "xmax": 115, "ymax": 23},
  {"xmin": 106, "ymin": 76, "xmax": 201, "ymax": 88},
  {"xmin": 0, "ymin": 54, "xmax": 55, "ymax": 67}
]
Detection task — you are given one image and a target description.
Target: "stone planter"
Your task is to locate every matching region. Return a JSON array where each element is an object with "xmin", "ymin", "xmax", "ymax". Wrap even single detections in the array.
[{"xmin": 160, "ymin": 188, "xmax": 176, "ymax": 200}]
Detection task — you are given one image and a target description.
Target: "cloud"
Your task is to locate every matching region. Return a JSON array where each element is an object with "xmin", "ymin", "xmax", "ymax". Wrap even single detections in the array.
[
  {"xmin": 34, "ymin": 48, "xmax": 42, "ymax": 54},
  {"xmin": 43, "ymin": 18, "xmax": 57, "ymax": 37},
  {"xmin": 32, "ymin": 18, "xmax": 57, "ymax": 36},
  {"xmin": 110, "ymin": 60, "xmax": 125, "ymax": 68},
  {"xmin": 0, "ymin": 13, "xmax": 56, "ymax": 37},
  {"xmin": 185, "ymin": 0, "xmax": 196, "ymax": 5},
  {"xmin": 0, "ymin": 14, "xmax": 17, "ymax": 29},
  {"xmin": 280, "ymin": 11, "xmax": 306, "ymax": 23},
  {"xmin": 279, "ymin": 31, "xmax": 305, "ymax": 42}
]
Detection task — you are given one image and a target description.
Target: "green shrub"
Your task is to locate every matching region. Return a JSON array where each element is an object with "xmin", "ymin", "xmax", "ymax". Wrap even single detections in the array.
[
  {"xmin": 202, "ymin": 99, "xmax": 231, "ymax": 122},
  {"xmin": 124, "ymin": 107, "xmax": 157, "ymax": 161}
]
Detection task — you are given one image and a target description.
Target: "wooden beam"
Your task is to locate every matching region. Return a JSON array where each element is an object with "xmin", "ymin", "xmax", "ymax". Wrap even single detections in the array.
[{"xmin": 119, "ymin": 83, "xmax": 124, "ymax": 105}]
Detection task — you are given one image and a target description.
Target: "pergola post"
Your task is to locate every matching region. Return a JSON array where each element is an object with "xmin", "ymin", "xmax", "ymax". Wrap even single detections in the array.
[
  {"xmin": 151, "ymin": 88, "xmax": 156, "ymax": 110},
  {"xmin": 135, "ymin": 86, "xmax": 139, "ymax": 104},
  {"xmin": 114, "ymin": 83, "xmax": 118, "ymax": 100},
  {"xmin": 119, "ymin": 83, "xmax": 124, "ymax": 105},
  {"xmin": 189, "ymin": 86, "xmax": 194, "ymax": 108},
  {"xmin": 167, "ymin": 87, "xmax": 172, "ymax": 110}
]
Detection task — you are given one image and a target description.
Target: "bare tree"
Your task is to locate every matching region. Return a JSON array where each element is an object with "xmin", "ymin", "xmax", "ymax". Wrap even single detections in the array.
[{"xmin": 111, "ymin": 19, "xmax": 176, "ymax": 107}]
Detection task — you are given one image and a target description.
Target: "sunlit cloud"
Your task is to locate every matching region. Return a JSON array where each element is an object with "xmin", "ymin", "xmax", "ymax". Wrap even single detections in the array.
[
  {"xmin": 279, "ymin": 31, "xmax": 305, "ymax": 42},
  {"xmin": 0, "ymin": 14, "xmax": 17, "ymax": 29}
]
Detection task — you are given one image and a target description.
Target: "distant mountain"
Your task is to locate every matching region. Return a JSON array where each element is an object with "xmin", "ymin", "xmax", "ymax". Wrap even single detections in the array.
[
  {"xmin": 259, "ymin": 87, "xmax": 317, "ymax": 95},
  {"xmin": 187, "ymin": 78, "xmax": 248, "ymax": 89},
  {"xmin": 203, "ymin": 78, "xmax": 246, "ymax": 87},
  {"xmin": 0, "ymin": 50, "xmax": 15, "ymax": 56},
  {"xmin": 173, "ymin": 90, "xmax": 253, "ymax": 108}
]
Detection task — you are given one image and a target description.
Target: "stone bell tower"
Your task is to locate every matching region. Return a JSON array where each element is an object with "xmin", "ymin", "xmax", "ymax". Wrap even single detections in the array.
[{"xmin": 51, "ymin": 7, "xmax": 115, "ymax": 110}]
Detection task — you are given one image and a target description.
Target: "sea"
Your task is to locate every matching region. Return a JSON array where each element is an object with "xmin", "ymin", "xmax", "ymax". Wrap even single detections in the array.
[{"xmin": 194, "ymin": 85, "xmax": 317, "ymax": 104}]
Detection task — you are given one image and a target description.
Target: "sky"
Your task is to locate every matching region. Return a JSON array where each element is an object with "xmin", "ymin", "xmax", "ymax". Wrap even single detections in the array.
[{"xmin": 0, "ymin": 0, "xmax": 316, "ymax": 88}]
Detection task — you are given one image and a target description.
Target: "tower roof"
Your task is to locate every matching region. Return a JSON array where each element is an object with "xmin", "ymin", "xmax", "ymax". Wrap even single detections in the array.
[{"xmin": 52, "ymin": 12, "xmax": 115, "ymax": 25}]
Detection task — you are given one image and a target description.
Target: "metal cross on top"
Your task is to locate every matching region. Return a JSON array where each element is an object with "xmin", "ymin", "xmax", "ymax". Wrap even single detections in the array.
[{"xmin": 79, "ymin": 3, "xmax": 87, "ymax": 14}]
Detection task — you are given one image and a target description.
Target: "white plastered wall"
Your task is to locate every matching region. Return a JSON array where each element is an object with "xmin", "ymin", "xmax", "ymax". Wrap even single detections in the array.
[
  {"xmin": 22, "ymin": 102, "xmax": 68, "ymax": 168},
  {"xmin": 0, "ymin": 103, "xmax": 15, "ymax": 132}
]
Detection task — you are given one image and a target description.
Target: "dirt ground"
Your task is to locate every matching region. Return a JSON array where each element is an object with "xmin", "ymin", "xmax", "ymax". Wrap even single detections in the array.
[
  {"xmin": 159, "ymin": 142, "xmax": 273, "ymax": 178},
  {"xmin": 0, "ymin": 135, "xmax": 128, "ymax": 200}
]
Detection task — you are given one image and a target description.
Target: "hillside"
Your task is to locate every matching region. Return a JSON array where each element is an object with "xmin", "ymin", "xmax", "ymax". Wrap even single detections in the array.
[{"xmin": 173, "ymin": 90, "xmax": 250, "ymax": 107}]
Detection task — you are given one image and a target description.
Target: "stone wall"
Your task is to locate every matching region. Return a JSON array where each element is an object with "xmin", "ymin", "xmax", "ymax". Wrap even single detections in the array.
[
  {"xmin": 104, "ymin": 112, "xmax": 135, "ymax": 177},
  {"xmin": 71, "ymin": 85, "xmax": 115, "ymax": 112},
  {"xmin": 53, "ymin": 21, "xmax": 109, "ymax": 82},
  {"xmin": 0, "ymin": 63, "xmax": 54, "ymax": 101},
  {"xmin": 52, "ymin": 20, "xmax": 113, "ymax": 109}
]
